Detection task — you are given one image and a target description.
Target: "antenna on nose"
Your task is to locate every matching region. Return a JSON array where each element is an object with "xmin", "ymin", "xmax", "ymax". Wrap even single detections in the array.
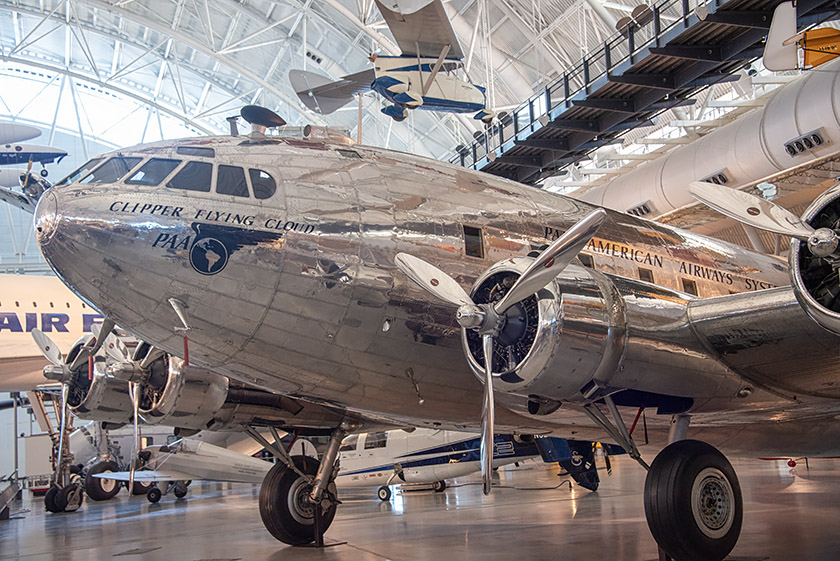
[{"xmin": 240, "ymin": 105, "xmax": 287, "ymax": 136}]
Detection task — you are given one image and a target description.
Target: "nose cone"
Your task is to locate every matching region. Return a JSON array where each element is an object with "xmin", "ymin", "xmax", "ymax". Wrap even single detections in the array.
[{"xmin": 34, "ymin": 189, "xmax": 59, "ymax": 246}]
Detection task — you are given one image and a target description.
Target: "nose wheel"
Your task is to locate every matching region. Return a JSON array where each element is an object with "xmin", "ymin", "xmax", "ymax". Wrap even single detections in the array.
[{"xmin": 644, "ymin": 440, "xmax": 742, "ymax": 561}]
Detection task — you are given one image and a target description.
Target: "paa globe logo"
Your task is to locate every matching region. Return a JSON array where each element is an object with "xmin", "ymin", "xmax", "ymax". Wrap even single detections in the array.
[{"xmin": 189, "ymin": 237, "xmax": 229, "ymax": 275}]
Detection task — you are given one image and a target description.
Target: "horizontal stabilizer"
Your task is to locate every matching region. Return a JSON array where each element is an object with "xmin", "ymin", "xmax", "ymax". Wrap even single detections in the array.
[{"xmin": 289, "ymin": 69, "xmax": 375, "ymax": 115}]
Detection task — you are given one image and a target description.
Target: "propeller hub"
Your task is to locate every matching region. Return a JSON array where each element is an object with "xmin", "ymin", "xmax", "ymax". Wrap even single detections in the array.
[
  {"xmin": 808, "ymin": 228, "xmax": 839, "ymax": 258},
  {"xmin": 456, "ymin": 304, "xmax": 485, "ymax": 330},
  {"xmin": 43, "ymin": 364, "xmax": 70, "ymax": 383}
]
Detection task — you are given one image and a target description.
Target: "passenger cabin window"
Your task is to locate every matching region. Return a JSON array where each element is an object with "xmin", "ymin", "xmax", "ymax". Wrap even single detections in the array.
[
  {"xmin": 176, "ymin": 146, "xmax": 215, "ymax": 158},
  {"xmin": 364, "ymin": 432, "xmax": 388, "ymax": 449},
  {"xmin": 217, "ymin": 165, "xmax": 249, "ymax": 197},
  {"xmin": 249, "ymin": 169, "xmax": 276, "ymax": 200},
  {"xmin": 167, "ymin": 161, "xmax": 212, "ymax": 192},
  {"xmin": 339, "ymin": 435, "xmax": 359, "ymax": 452},
  {"xmin": 127, "ymin": 158, "xmax": 181, "ymax": 186},
  {"xmin": 578, "ymin": 254, "xmax": 594, "ymax": 268},
  {"xmin": 638, "ymin": 268, "xmax": 655, "ymax": 283},
  {"xmin": 58, "ymin": 158, "xmax": 104, "ymax": 185},
  {"xmin": 463, "ymin": 226, "xmax": 484, "ymax": 258},
  {"xmin": 681, "ymin": 279, "xmax": 699, "ymax": 296},
  {"xmin": 79, "ymin": 157, "xmax": 141, "ymax": 184}
]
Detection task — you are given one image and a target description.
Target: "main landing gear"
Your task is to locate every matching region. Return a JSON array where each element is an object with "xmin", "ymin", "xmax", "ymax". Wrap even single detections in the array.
[
  {"xmin": 252, "ymin": 424, "xmax": 348, "ymax": 547},
  {"xmin": 584, "ymin": 400, "xmax": 743, "ymax": 561}
]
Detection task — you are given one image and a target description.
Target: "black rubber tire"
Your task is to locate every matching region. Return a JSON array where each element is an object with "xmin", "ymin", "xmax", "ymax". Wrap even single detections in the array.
[
  {"xmin": 44, "ymin": 485, "xmax": 61, "ymax": 513},
  {"xmin": 147, "ymin": 487, "xmax": 162, "ymax": 503},
  {"xmin": 432, "ymin": 480, "xmax": 446, "ymax": 493},
  {"xmin": 59, "ymin": 484, "xmax": 84, "ymax": 512},
  {"xmin": 85, "ymin": 461, "xmax": 121, "ymax": 501},
  {"xmin": 644, "ymin": 440, "xmax": 742, "ymax": 561},
  {"xmin": 259, "ymin": 455, "xmax": 338, "ymax": 545},
  {"xmin": 132, "ymin": 479, "xmax": 153, "ymax": 495},
  {"xmin": 377, "ymin": 486, "xmax": 391, "ymax": 501},
  {"xmin": 174, "ymin": 482, "xmax": 188, "ymax": 498}
]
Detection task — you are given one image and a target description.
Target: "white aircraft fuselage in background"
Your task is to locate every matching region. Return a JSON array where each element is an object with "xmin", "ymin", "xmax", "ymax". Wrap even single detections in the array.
[{"xmin": 0, "ymin": 273, "xmax": 103, "ymax": 392}]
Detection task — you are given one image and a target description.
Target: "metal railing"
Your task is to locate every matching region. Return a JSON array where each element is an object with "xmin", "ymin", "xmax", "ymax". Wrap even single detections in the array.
[{"xmin": 452, "ymin": 0, "xmax": 721, "ymax": 171}]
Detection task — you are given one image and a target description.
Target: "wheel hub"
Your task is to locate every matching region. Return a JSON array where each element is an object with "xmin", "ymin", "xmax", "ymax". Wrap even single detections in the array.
[
  {"xmin": 691, "ymin": 467, "xmax": 734, "ymax": 539},
  {"xmin": 287, "ymin": 478, "xmax": 315, "ymax": 525}
]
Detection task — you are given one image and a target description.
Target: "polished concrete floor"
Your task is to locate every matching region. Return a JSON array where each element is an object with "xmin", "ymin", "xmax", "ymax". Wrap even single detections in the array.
[{"xmin": 3, "ymin": 455, "xmax": 840, "ymax": 560}]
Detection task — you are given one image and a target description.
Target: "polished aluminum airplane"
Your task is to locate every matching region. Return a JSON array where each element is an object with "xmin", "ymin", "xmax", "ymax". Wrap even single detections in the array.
[{"xmin": 30, "ymin": 105, "xmax": 840, "ymax": 560}]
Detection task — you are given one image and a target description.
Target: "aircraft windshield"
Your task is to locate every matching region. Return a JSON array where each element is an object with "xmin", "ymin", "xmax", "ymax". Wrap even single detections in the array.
[
  {"xmin": 56, "ymin": 157, "xmax": 104, "ymax": 185},
  {"xmin": 126, "ymin": 158, "xmax": 181, "ymax": 186},
  {"xmin": 167, "ymin": 161, "xmax": 212, "ymax": 192},
  {"xmin": 79, "ymin": 156, "xmax": 142, "ymax": 184}
]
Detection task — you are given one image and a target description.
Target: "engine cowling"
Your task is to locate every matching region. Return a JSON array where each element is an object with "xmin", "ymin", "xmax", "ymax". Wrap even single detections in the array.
[
  {"xmin": 790, "ymin": 181, "xmax": 840, "ymax": 334},
  {"xmin": 462, "ymin": 257, "xmax": 626, "ymax": 402},
  {"xmin": 67, "ymin": 360, "xmax": 134, "ymax": 424},
  {"xmin": 138, "ymin": 357, "xmax": 229, "ymax": 430}
]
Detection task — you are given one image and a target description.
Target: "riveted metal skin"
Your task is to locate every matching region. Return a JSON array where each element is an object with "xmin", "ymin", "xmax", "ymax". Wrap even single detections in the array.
[
  {"xmin": 68, "ymin": 361, "xmax": 133, "ymax": 424},
  {"xmin": 34, "ymin": 134, "xmax": 840, "ymax": 454}
]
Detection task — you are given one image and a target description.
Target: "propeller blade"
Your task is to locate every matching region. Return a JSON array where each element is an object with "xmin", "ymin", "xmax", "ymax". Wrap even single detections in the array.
[
  {"xmin": 55, "ymin": 383, "xmax": 69, "ymax": 486},
  {"xmin": 689, "ymin": 181, "xmax": 813, "ymax": 240},
  {"xmin": 495, "ymin": 209, "xmax": 607, "ymax": 314},
  {"xmin": 394, "ymin": 253, "xmax": 474, "ymax": 307},
  {"xmin": 480, "ymin": 334, "xmax": 495, "ymax": 495},
  {"xmin": 31, "ymin": 328, "xmax": 63, "ymax": 366},
  {"xmin": 89, "ymin": 318, "xmax": 116, "ymax": 356},
  {"xmin": 128, "ymin": 381, "xmax": 140, "ymax": 493}
]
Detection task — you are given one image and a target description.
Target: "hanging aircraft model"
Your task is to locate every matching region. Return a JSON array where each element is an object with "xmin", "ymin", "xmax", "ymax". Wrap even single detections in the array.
[
  {"xmin": 289, "ymin": 0, "xmax": 492, "ymax": 123},
  {"xmin": 763, "ymin": 1, "xmax": 840, "ymax": 71},
  {"xmin": 26, "ymin": 104, "xmax": 840, "ymax": 561}
]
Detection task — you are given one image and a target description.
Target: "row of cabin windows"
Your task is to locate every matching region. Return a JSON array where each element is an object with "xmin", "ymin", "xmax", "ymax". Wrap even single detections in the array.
[
  {"xmin": 338, "ymin": 431, "xmax": 388, "ymax": 452},
  {"xmin": 0, "ymin": 301, "xmax": 82, "ymax": 308},
  {"xmin": 61, "ymin": 155, "xmax": 276, "ymax": 200}
]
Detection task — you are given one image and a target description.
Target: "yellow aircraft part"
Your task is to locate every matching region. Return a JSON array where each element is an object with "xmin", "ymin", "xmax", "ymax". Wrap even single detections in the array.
[{"xmin": 803, "ymin": 28, "xmax": 840, "ymax": 68}]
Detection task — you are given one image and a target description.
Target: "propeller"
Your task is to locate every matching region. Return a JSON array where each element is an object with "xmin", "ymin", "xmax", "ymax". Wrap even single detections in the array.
[
  {"xmin": 689, "ymin": 181, "xmax": 839, "ymax": 258},
  {"xmin": 394, "ymin": 209, "xmax": 607, "ymax": 494}
]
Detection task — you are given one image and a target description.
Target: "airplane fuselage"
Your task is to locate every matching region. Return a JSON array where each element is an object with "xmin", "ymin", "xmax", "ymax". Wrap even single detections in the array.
[
  {"xmin": 37, "ymin": 134, "xmax": 830, "ymax": 452},
  {"xmin": 372, "ymin": 56, "xmax": 486, "ymax": 113}
]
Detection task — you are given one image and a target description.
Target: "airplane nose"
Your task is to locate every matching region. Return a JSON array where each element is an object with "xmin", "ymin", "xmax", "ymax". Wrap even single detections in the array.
[{"xmin": 34, "ymin": 189, "xmax": 59, "ymax": 246}]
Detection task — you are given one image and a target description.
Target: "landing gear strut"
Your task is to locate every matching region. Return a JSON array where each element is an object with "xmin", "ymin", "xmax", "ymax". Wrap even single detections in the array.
[{"xmin": 256, "ymin": 425, "xmax": 349, "ymax": 546}]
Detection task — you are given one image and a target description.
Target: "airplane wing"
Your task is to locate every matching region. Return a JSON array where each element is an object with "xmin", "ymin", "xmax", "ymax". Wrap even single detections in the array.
[
  {"xmin": 289, "ymin": 69, "xmax": 376, "ymax": 115},
  {"xmin": 375, "ymin": 0, "xmax": 465, "ymax": 59},
  {"xmin": 0, "ymin": 186, "xmax": 37, "ymax": 213},
  {"xmin": 94, "ymin": 470, "xmax": 199, "ymax": 483}
]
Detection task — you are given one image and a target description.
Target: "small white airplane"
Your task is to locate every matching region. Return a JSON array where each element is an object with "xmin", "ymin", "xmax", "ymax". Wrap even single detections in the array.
[
  {"xmin": 336, "ymin": 429, "xmax": 601, "ymax": 500},
  {"xmin": 0, "ymin": 122, "xmax": 67, "ymax": 211},
  {"xmin": 95, "ymin": 438, "xmax": 275, "ymax": 503},
  {"xmin": 290, "ymin": 0, "xmax": 491, "ymax": 123}
]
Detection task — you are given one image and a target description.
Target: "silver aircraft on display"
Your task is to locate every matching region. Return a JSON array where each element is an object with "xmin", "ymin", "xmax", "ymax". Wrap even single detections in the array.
[{"xmin": 27, "ymin": 104, "xmax": 840, "ymax": 561}]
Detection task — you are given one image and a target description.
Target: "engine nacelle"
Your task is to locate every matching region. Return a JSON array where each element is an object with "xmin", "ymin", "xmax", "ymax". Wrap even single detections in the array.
[
  {"xmin": 790, "ymin": 181, "xmax": 840, "ymax": 334},
  {"xmin": 462, "ymin": 258, "xmax": 626, "ymax": 402},
  {"xmin": 67, "ymin": 360, "xmax": 133, "ymax": 424},
  {"xmin": 139, "ymin": 357, "xmax": 229, "ymax": 430}
]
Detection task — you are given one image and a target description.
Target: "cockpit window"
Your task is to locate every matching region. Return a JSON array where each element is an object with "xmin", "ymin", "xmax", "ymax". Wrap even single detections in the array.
[
  {"xmin": 176, "ymin": 146, "xmax": 215, "ymax": 158},
  {"xmin": 79, "ymin": 156, "xmax": 142, "ymax": 184},
  {"xmin": 167, "ymin": 161, "xmax": 212, "ymax": 192},
  {"xmin": 126, "ymin": 158, "xmax": 181, "ymax": 186},
  {"xmin": 57, "ymin": 158, "xmax": 104, "ymax": 185},
  {"xmin": 249, "ymin": 169, "xmax": 276, "ymax": 200},
  {"xmin": 217, "ymin": 165, "xmax": 249, "ymax": 197}
]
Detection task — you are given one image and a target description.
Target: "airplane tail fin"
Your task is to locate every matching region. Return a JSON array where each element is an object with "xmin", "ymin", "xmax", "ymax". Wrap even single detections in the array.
[
  {"xmin": 289, "ymin": 69, "xmax": 375, "ymax": 115},
  {"xmin": 763, "ymin": 1, "xmax": 798, "ymax": 71}
]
